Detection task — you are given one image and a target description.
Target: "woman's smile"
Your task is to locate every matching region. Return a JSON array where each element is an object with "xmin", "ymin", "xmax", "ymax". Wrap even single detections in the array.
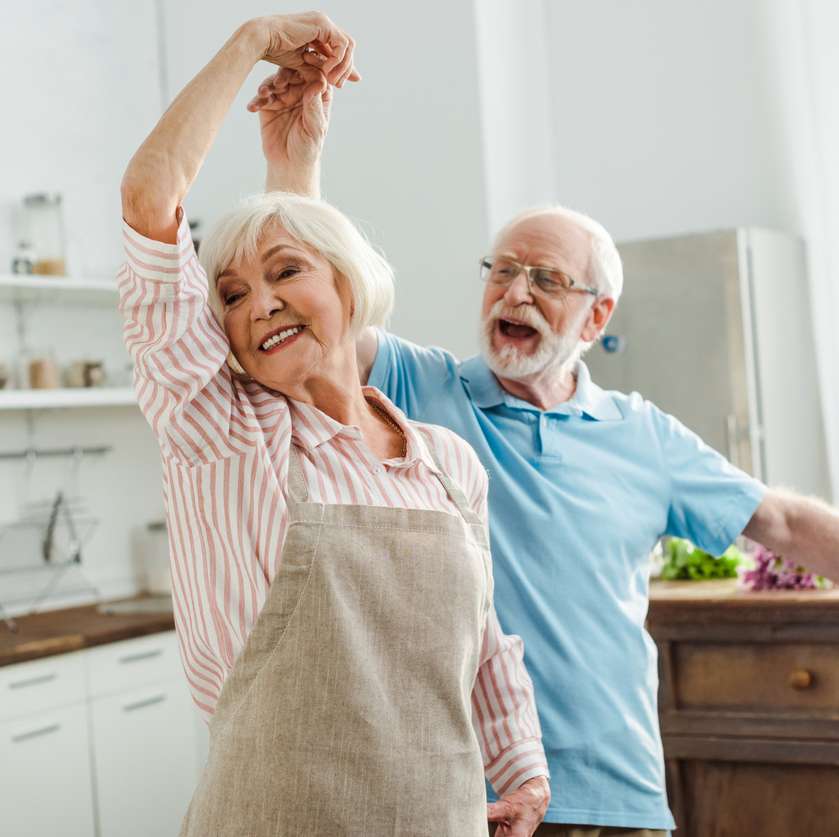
[{"xmin": 258, "ymin": 324, "xmax": 308, "ymax": 353}]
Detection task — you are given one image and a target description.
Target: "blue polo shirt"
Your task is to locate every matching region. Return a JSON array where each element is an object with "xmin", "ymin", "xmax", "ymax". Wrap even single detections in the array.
[{"xmin": 370, "ymin": 330, "xmax": 766, "ymax": 829}]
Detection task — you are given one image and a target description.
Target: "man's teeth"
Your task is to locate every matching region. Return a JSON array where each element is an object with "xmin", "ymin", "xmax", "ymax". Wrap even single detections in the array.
[{"xmin": 261, "ymin": 327, "xmax": 302, "ymax": 350}]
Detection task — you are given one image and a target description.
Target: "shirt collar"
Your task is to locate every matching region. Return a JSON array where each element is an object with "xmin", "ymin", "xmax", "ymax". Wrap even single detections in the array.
[
  {"xmin": 458, "ymin": 355, "xmax": 623, "ymax": 421},
  {"xmin": 288, "ymin": 388, "xmax": 440, "ymax": 472}
]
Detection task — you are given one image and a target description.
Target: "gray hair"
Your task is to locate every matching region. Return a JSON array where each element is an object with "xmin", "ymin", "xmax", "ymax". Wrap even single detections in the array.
[
  {"xmin": 494, "ymin": 204, "xmax": 623, "ymax": 301},
  {"xmin": 199, "ymin": 192, "xmax": 394, "ymax": 336}
]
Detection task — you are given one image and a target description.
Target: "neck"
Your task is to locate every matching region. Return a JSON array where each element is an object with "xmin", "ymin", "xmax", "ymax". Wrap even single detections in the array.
[
  {"xmin": 280, "ymin": 348, "xmax": 371, "ymax": 426},
  {"xmin": 496, "ymin": 356, "xmax": 579, "ymax": 411},
  {"xmin": 275, "ymin": 344, "xmax": 404, "ymax": 458}
]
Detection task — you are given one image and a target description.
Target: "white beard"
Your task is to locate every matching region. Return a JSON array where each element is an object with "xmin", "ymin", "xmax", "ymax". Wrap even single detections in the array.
[{"xmin": 479, "ymin": 300, "xmax": 586, "ymax": 380}]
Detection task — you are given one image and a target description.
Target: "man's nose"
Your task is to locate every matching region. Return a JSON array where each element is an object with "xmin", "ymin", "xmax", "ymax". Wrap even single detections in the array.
[
  {"xmin": 249, "ymin": 282, "xmax": 284, "ymax": 321},
  {"xmin": 502, "ymin": 270, "xmax": 534, "ymax": 306}
]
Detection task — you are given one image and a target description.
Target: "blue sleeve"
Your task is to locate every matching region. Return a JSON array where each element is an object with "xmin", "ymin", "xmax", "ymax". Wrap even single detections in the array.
[
  {"xmin": 651, "ymin": 405, "xmax": 767, "ymax": 555},
  {"xmin": 368, "ymin": 329, "xmax": 460, "ymax": 415}
]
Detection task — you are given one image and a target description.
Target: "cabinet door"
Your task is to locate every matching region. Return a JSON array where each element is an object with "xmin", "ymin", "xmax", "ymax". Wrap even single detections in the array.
[
  {"xmin": 0, "ymin": 703, "xmax": 95, "ymax": 837},
  {"xmin": 90, "ymin": 678, "xmax": 197, "ymax": 837}
]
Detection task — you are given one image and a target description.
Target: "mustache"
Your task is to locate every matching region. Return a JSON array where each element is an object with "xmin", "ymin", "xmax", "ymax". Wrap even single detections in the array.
[{"xmin": 484, "ymin": 301, "xmax": 551, "ymax": 336}]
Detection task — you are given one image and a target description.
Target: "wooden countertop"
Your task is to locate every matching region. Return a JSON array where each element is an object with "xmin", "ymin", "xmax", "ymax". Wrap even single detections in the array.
[
  {"xmin": 0, "ymin": 595, "xmax": 175, "ymax": 667},
  {"xmin": 649, "ymin": 579, "xmax": 839, "ymax": 625}
]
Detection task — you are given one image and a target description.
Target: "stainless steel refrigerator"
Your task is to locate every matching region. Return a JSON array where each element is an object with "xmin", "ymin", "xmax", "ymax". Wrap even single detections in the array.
[{"xmin": 586, "ymin": 228, "xmax": 831, "ymax": 500}]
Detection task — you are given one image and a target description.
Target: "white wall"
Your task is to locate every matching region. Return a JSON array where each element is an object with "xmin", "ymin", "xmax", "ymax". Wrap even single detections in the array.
[
  {"xmin": 161, "ymin": 0, "xmax": 490, "ymax": 358},
  {"xmin": 473, "ymin": 0, "xmax": 556, "ymax": 236},
  {"xmin": 543, "ymin": 0, "xmax": 838, "ymax": 494},
  {"xmin": 1, "ymin": 1, "xmax": 167, "ymax": 613}
]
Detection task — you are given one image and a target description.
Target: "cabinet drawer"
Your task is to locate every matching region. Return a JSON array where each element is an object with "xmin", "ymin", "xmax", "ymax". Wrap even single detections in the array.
[
  {"xmin": 86, "ymin": 630, "xmax": 182, "ymax": 698},
  {"xmin": 91, "ymin": 679, "xmax": 198, "ymax": 837},
  {"xmin": 674, "ymin": 641, "xmax": 839, "ymax": 713},
  {"xmin": 0, "ymin": 652, "xmax": 86, "ymax": 721},
  {"xmin": 0, "ymin": 702, "xmax": 96, "ymax": 836}
]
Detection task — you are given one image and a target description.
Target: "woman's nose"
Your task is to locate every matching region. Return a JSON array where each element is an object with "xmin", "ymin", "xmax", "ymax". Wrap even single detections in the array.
[{"xmin": 249, "ymin": 283, "xmax": 285, "ymax": 321}]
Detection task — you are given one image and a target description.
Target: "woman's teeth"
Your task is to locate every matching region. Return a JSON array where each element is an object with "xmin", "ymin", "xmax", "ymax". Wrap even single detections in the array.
[{"xmin": 261, "ymin": 326, "xmax": 302, "ymax": 350}]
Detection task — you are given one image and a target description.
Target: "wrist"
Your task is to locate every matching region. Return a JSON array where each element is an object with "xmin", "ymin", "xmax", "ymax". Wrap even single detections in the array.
[
  {"xmin": 235, "ymin": 18, "xmax": 269, "ymax": 63},
  {"xmin": 520, "ymin": 775, "xmax": 550, "ymax": 805},
  {"xmin": 266, "ymin": 160, "xmax": 321, "ymax": 199}
]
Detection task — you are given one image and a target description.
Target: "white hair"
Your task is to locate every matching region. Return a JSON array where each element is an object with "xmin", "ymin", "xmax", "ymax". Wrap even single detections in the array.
[
  {"xmin": 494, "ymin": 204, "xmax": 623, "ymax": 301},
  {"xmin": 199, "ymin": 192, "xmax": 394, "ymax": 336}
]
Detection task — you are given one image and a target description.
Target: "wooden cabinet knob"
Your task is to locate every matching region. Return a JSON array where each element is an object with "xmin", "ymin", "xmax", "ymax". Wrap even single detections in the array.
[{"xmin": 788, "ymin": 669, "xmax": 814, "ymax": 690}]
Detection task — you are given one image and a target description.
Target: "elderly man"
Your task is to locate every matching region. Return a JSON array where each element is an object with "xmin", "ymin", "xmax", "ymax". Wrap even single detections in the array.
[{"xmin": 249, "ymin": 61, "xmax": 839, "ymax": 836}]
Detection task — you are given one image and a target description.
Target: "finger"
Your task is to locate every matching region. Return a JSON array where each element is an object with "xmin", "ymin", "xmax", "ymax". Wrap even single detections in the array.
[
  {"xmin": 301, "ymin": 41, "xmax": 331, "ymax": 69},
  {"xmin": 323, "ymin": 35, "xmax": 349, "ymax": 85},
  {"xmin": 331, "ymin": 36, "xmax": 354, "ymax": 87},
  {"xmin": 321, "ymin": 83, "xmax": 333, "ymax": 120},
  {"xmin": 247, "ymin": 95, "xmax": 270, "ymax": 112},
  {"xmin": 301, "ymin": 78, "xmax": 328, "ymax": 134},
  {"xmin": 486, "ymin": 800, "xmax": 514, "ymax": 823}
]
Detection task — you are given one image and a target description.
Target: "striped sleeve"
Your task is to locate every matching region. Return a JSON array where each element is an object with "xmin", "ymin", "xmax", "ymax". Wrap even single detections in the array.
[
  {"xmin": 463, "ymin": 445, "xmax": 549, "ymax": 794},
  {"xmin": 117, "ymin": 211, "xmax": 242, "ymax": 464},
  {"xmin": 475, "ymin": 606, "xmax": 549, "ymax": 795}
]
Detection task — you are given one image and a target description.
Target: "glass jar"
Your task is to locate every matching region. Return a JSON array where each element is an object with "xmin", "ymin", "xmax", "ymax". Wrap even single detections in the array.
[{"xmin": 23, "ymin": 193, "xmax": 66, "ymax": 276}]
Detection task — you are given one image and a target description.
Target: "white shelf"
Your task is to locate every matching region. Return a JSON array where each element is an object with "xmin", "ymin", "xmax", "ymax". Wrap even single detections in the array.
[
  {"xmin": 0, "ymin": 274, "xmax": 118, "ymax": 304},
  {"xmin": 0, "ymin": 388, "xmax": 136, "ymax": 410}
]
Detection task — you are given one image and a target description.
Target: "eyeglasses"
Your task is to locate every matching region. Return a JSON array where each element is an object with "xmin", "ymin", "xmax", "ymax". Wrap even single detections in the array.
[{"xmin": 479, "ymin": 256, "xmax": 599, "ymax": 299}]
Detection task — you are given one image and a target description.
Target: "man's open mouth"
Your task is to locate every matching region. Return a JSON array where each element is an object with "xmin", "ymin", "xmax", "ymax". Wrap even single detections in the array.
[{"xmin": 497, "ymin": 319, "xmax": 539, "ymax": 340}]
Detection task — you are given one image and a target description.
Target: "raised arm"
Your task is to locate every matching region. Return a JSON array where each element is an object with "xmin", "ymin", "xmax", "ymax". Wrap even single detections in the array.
[{"xmin": 121, "ymin": 12, "xmax": 358, "ymax": 241}]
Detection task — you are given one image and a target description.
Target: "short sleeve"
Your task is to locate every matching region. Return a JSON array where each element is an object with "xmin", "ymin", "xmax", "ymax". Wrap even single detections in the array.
[
  {"xmin": 652, "ymin": 405, "xmax": 767, "ymax": 555},
  {"xmin": 368, "ymin": 329, "xmax": 460, "ymax": 415}
]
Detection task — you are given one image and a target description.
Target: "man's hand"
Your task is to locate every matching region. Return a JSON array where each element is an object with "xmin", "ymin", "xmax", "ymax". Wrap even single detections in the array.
[
  {"xmin": 487, "ymin": 776, "xmax": 550, "ymax": 836},
  {"xmin": 248, "ymin": 66, "xmax": 331, "ymax": 194}
]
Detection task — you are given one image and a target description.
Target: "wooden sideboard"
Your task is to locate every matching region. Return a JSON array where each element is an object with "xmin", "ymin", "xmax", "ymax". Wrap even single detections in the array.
[{"xmin": 647, "ymin": 580, "xmax": 839, "ymax": 836}]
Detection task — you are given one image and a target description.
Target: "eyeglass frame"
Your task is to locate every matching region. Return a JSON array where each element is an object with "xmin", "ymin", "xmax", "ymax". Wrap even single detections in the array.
[{"xmin": 479, "ymin": 256, "xmax": 600, "ymax": 299}]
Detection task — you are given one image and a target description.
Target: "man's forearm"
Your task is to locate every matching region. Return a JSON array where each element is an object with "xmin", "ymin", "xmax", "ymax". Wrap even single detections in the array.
[
  {"xmin": 744, "ymin": 489, "xmax": 839, "ymax": 580},
  {"xmin": 266, "ymin": 160, "xmax": 321, "ymax": 198}
]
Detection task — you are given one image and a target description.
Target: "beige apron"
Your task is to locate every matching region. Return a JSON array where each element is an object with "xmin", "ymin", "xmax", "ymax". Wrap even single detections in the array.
[{"xmin": 180, "ymin": 445, "xmax": 492, "ymax": 837}]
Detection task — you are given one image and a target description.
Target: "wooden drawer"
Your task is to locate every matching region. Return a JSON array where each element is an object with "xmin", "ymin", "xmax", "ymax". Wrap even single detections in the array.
[
  {"xmin": 0, "ymin": 651, "xmax": 86, "ymax": 721},
  {"xmin": 85, "ymin": 631, "xmax": 182, "ymax": 699},
  {"xmin": 673, "ymin": 641, "xmax": 839, "ymax": 713}
]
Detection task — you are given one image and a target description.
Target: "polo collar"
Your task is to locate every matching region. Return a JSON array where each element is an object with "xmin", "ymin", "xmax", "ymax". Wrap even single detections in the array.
[{"xmin": 458, "ymin": 355, "xmax": 623, "ymax": 421}]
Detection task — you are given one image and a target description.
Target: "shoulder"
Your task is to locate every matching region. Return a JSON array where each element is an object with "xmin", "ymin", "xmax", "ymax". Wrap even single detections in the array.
[
  {"xmin": 413, "ymin": 421, "xmax": 487, "ymax": 488},
  {"xmin": 373, "ymin": 329, "xmax": 460, "ymax": 381}
]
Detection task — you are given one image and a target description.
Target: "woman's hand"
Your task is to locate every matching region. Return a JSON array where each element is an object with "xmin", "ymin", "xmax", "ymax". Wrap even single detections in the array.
[
  {"xmin": 487, "ymin": 776, "xmax": 550, "ymax": 836},
  {"xmin": 251, "ymin": 11, "xmax": 360, "ymax": 88},
  {"xmin": 247, "ymin": 67, "xmax": 331, "ymax": 193}
]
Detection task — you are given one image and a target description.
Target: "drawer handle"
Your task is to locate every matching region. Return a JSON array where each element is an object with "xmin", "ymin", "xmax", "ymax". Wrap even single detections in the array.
[
  {"xmin": 789, "ymin": 669, "xmax": 814, "ymax": 690},
  {"xmin": 118, "ymin": 649, "xmax": 163, "ymax": 665},
  {"xmin": 123, "ymin": 693, "xmax": 167, "ymax": 713},
  {"xmin": 12, "ymin": 722, "xmax": 61, "ymax": 743},
  {"xmin": 9, "ymin": 672, "xmax": 58, "ymax": 690}
]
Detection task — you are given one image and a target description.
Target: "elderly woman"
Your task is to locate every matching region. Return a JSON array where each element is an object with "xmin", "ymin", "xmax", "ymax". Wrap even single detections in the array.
[{"xmin": 119, "ymin": 12, "xmax": 548, "ymax": 837}]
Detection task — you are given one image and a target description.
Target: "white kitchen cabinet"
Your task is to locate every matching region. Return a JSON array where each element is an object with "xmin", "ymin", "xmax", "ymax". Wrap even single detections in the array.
[
  {"xmin": 0, "ymin": 630, "xmax": 202, "ymax": 837},
  {"xmin": 90, "ymin": 676, "xmax": 197, "ymax": 837},
  {"xmin": 0, "ymin": 702, "xmax": 96, "ymax": 837}
]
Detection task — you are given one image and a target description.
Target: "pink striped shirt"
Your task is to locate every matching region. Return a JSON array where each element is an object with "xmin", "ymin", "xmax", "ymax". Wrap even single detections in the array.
[{"xmin": 117, "ymin": 212, "xmax": 547, "ymax": 794}]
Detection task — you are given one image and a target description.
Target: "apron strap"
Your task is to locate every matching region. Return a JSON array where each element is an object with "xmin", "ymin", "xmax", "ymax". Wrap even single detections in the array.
[
  {"xmin": 286, "ymin": 444, "xmax": 310, "ymax": 504},
  {"xmin": 428, "ymin": 454, "xmax": 484, "ymax": 526}
]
